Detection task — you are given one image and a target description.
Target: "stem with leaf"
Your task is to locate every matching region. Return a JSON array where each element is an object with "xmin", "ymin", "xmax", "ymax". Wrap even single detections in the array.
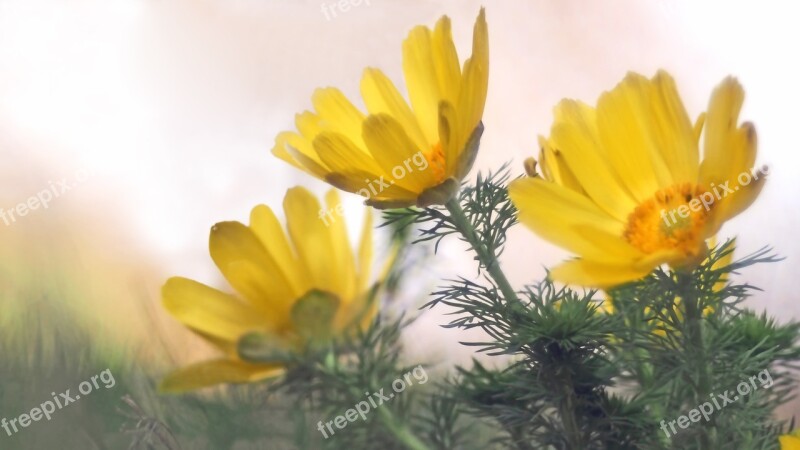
[
  {"xmin": 444, "ymin": 198, "xmax": 518, "ymax": 304},
  {"xmin": 677, "ymin": 270, "xmax": 715, "ymax": 449}
]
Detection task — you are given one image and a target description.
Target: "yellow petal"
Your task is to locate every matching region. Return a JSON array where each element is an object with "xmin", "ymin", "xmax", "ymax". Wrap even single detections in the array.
[
  {"xmin": 162, "ymin": 277, "xmax": 268, "ymax": 342},
  {"xmin": 780, "ymin": 435, "xmax": 800, "ymax": 450},
  {"xmin": 509, "ymin": 177, "xmax": 625, "ymax": 260},
  {"xmin": 431, "ymin": 15, "xmax": 461, "ymax": 105},
  {"xmin": 249, "ymin": 204, "xmax": 306, "ymax": 295},
  {"xmin": 324, "ymin": 190, "xmax": 356, "ymax": 300},
  {"xmin": 159, "ymin": 359, "xmax": 283, "ymax": 393},
  {"xmin": 573, "ymin": 225, "xmax": 644, "ymax": 262},
  {"xmin": 457, "ymin": 8, "xmax": 489, "ymax": 147},
  {"xmin": 538, "ymin": 135, "xmax": 583, "ymax": 192},
  {"xmin": 700, "ymin": 77, "xmax": 755, "ymax": 185},
  {"xmin": 209, "ymin": 221, "xmax": 296, "ymax": 318},
  {"xmin": 311, "ymin": 87, "xmax": 367, "ymax": 149},
  {"xmin": 710, "ymin": 237, "xmax": 735, "ymax": 292},
  {"xmin": 295, "ymin": 110, "xmax": 324, "ymax": 141},
  {"xmin": 649, "ymin": 70, "xmax": 699, "ymax": 183},
  {"xmin": 549, "ymin": 99, "xmax": 638, "ymax": 221},
  {"xmin": 348, "ymin": 209, "xmax": 376, "ymax": 331},
  {"xmin": 360, "ymin": 68, "xmax": 429, "ymax": 151},
  {"xmin": 362, "ymin": 113, "xmax": 435, "ymax": 192},
  {"xmin": 284, "ymin": 187, "xmax": 339, "ymax": 294},
  {"xmin": 403, "ymin": 23, "xmax": 440, "ymax": 144},
  {"xmin": 698, "ymin": 79, "xmax": 762, "ymax": 233},
  {"xmin": 272, "ymin": 132, "xmax": 330, "ymax": 179},
  {"xmin": 707, "ymin": 170, "xmax": 766, "ymax": 235},
  {"xmin": 633, "ymin": 248, "xmax": 685, "ymax": 271},
  {"xmin": 694, "ymin": 112, "xmax": 706, "ymax": 142},
  {"xmin": 549, "ymin": 258, "xmax": 653, "ymax": 288},
  {"xmin": 452, "ymin": 122, "xmax": 483, "ymax": 181},
  {"xmin": 438, "ymin": 100, "xmax": 461, "ymax": 175},
  {"xmin": 595, "ymin": 72, "xmax": 673, "ymax": 198},
  {"xmin": 313, "ymin": 131, "xmax": 384, "ymax": 185}
]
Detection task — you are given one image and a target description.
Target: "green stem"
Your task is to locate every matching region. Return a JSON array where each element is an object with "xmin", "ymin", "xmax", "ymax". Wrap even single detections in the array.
[
  {"xmin": 678, "ymin": 271, "xmax": 714, "ymax": 448},
  {"xmin": 376, "ymin": 405, "xmax": 430, "ymax": 450},
  {"xmin": 444, "ymin": 199, "xmax": 518, "ymax": 304},
  {"xmin": 506, "ymin": 424, "xmax": 535, "ymax": 450},
  {"xmin": 558, "ymin": 373, "xmax": 585, "ymax": 450}
]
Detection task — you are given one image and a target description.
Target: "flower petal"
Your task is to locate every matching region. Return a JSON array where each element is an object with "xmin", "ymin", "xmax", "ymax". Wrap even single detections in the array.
[
  {"xmin": 779, "ymin": 435, "xmax": 800, "ymax": 450},
  {"xmin": 272, "ymin": 132, "xmax": 330, "ymax": 179},
  {"xmin": 159, "ymin": 359, "xmax": 283, "ymax": 393},
  {"xmin": 311, "ymin": 87, "xmax": 367, "ymax": 149},
  {"xmin": 313, "ymin": 131, "xmax": 386, "ymax": 193},
  {"xmin": 700, "ymin": 77, "xmax": 749, "ymax": 185},
  {"xmin": 209, "ymin": 222, "xmax": 296, "ymax": 318},
  {"xmin": 361, "ymin": 68, "xmax": 429, "ymax": 152},
  {"xmin": 324, "ymin": 190, "xmax": 356, "ymax": 300},
  {"xmin": 249, "ymin": 204, "xmax": 306, "ymax": 295},
  {"xmin": 549, "ymin": 259, "xmax": 653, "ymax": 288},
  {"xmin": 549, "ymin": 99, "xmax": 638, "ymax": 221},
  {"xmin": 437, "ymin": 100, "xmax": 461, "ymax": 175},
  {"xmin": 649, "ymin": 70, "xmax": 700, "ymax": 183},
  {"xmin": 509, "ymin": 177, "xmax": 625, "ymax": 260},
  {"xmin": 403, "ymin": 22, "xmax": 440, "ymax": 144},
  {"xmin": 708, "ymin": 170, "xmax": 766, "ymax": 235},
  {"xmin": 362, "ymin": 113, "xmax": 435, "ymax": 192},
  {"xmin": 162, "ymin": 277, "xmax": 268, "ymax": 342},
  {"xmin": 431, "ymin": 15, "xmax": 461, "ymax": 105},
  {"xmin": 284, "ymin": 187, "xmax": 340, "ymax": 295},
  {"xmin": 457, "ymin": 8, "xmax": 489, "ymax": 147},
  {"xmin": 595, "ymin": 72, "xmax": 673, "ymax": 198}
]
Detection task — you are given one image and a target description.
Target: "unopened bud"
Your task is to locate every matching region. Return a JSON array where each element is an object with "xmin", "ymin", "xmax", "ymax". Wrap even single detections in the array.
[{"xmin": 523, "ymin": 157, "xmax": 538, "ymax": 177}]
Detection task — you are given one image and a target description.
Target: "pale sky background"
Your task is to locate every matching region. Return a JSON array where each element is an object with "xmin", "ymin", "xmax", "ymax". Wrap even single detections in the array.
[{"xmin": 1, "ymin": 0, "xmax": 798, "ymax": 417}]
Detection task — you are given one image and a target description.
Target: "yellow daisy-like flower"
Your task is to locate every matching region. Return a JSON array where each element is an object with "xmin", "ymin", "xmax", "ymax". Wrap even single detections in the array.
[
  {"xmin": 272, "ymin": 9, "xmax": 489, "ymax": 209},
  {"xmin": 509, "ymin": 71, "xmax": 765, "ymax": 288},
  {"xmin": 781, "ymin": 430, "xmax": 800, "ymax": 450},
  {"xmin": 160, "ymin": 187, "xmax": 376, "ymax": 392},
  {"xmin": 601, "ymin": 237, "xmax": 734, "ymax": 319}
]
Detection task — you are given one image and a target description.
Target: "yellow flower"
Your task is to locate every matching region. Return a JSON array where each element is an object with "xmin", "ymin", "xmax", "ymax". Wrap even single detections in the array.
[
  {"xmin": 781, "ymin": 430, "xmax": 800, "ymax": 450},
  {"xmin": 160, "ymin": 187, "xmax": 376, "ymax": 392},
  {"xmin": 272, "ymin": 9, "xmax": 489, "ymax": 209},
  {"xmin": 600, "ymin": 238, "xmax": 733, "ymax": 339},
  {"xmin": 509, "ymin": 71, "xmax": 765, "ymax": 287}
]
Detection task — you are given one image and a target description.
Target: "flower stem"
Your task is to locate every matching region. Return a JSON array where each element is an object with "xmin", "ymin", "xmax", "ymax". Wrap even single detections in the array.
[
  {"xmin": 558, "ymin": 372, "xmax": 585, "ymax": 450},
  {"xmin": 375, "ymin": 405, "xmax": 430, "ymax": 450},
  {"xmin": 678, "ymin": 271, "xmax": 714, "ymax": 448},
  {"xmin": 444, "ymin": 198, "xmax": 519, "ymax": 304}
]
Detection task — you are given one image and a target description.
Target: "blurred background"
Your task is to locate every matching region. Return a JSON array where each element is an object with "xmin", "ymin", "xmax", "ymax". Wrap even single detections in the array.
[{"xmin": 1, "ymin": 0, "xmax": 798, "ymax": 445}]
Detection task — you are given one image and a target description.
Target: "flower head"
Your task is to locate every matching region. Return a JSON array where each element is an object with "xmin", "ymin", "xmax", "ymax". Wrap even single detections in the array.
[
  {"xmin": 272, "ymin": 9, "xmax": 489, "ymax": 209},
  {"xmin": 160, "ymin": 187, "xmax": 376, "ymax": 392},
  {"xmin": 510, "ymin": 71, "xmax": 765, "ymax": 287},
  {"xmin": 781, "ymin": 430, "xmax": 800, "ymax": 450}
]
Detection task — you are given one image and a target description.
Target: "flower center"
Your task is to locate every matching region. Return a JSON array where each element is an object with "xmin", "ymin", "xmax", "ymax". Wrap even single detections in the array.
[
  {"xmin": 623, "ymin": 182, "xmax": 712, "ymax": 256},
  {"xmin": 424, "ymin": 142, "xmax": 447, "ymax": 183}
]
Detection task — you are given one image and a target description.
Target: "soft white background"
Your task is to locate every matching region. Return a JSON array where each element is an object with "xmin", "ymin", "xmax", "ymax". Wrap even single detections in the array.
[{"xmin": 1, "ymin": 0, "xmax": 798, "ymax": 417}]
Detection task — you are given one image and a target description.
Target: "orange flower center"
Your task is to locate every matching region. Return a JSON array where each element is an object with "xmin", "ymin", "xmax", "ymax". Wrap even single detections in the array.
[
  {"xmin": 424, "ymin": 142, "xmax": 447, "ymax": 184},
  {"xmin": 623, "ymin": 182, "xmax": 712, "ymax": 257}
]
